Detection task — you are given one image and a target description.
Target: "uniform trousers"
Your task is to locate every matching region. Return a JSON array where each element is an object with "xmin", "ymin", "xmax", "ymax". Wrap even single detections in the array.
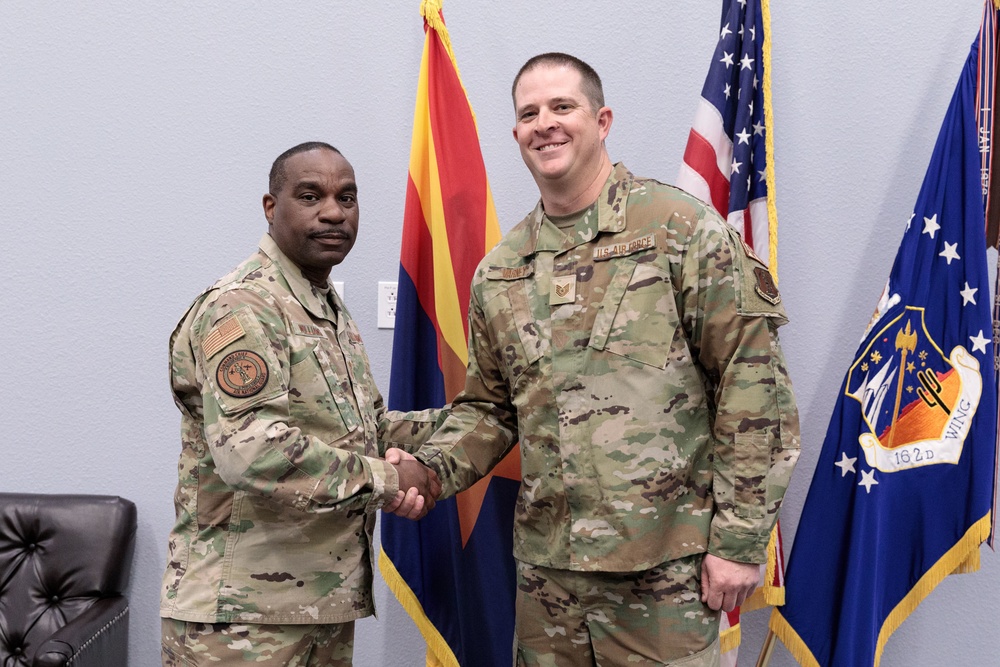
[{"xmin": 514, "ymin": 555, "xmax": 720, "ymax": 667}]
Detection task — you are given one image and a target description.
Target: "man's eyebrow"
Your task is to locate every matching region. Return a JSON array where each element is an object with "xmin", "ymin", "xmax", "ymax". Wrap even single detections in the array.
[{"xmin": 291, "ymin": 179, "xmax": 357, "ymax": 193}]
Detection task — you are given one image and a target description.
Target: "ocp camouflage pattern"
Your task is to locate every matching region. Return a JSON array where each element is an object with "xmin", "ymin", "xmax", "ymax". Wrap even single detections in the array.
[
  {"xmin": 418, "ymin": 163, "xmax": 800, "ymax": 572},
  {"xmin": 514, "ymin": 556, "xmax": 720, "ymax": 665},
  {"xmin": 162, "ymin": 234, "xmax": 440, "ymax": 624}
]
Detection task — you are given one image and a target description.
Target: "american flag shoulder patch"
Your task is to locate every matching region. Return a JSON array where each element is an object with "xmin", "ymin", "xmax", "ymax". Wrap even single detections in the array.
[{"xmin": 203, "ymin": 314, "xmax": 246, "ymax": 359}]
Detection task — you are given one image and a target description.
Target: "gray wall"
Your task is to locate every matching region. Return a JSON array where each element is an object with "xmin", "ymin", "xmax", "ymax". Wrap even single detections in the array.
[{"xmin": 3, "ymin": 1, "xmax": 997, "ymax": 665}]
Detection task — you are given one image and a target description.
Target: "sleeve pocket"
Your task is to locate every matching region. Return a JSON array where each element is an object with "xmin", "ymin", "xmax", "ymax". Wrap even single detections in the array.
[{"xmin": 733, "ymin": 432, "xmax": 769, "ymax": 519}]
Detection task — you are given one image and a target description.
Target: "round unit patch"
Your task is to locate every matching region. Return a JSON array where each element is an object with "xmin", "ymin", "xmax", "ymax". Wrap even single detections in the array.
[{"xmin": 216, "ymin": 349, "xmax": 269, "ymax": 398}]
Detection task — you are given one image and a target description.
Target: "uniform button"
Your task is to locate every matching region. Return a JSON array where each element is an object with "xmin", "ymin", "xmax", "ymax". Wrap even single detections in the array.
[
  {"xmin": 26, "ymin": 543, "xmax": 36, "ymax": 551},
  {"xmin": 50, "ymin": 596, "xmax": 59, "ymax": 603},
  {"xmin": 13, "ymin": 647, "xmax": 22, "ymax": 654}
]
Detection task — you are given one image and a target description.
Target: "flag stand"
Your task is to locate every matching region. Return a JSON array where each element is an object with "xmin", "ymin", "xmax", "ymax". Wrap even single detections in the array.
[{"xmin": 754, "ymin": 629, "xmax": 777, "ymax": 667}]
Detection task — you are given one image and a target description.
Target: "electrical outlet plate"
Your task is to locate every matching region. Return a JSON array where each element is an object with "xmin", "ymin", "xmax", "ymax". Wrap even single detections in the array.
[{"xmin": 378, "ymin": 281, "xmax": 397, "ymax": 329}]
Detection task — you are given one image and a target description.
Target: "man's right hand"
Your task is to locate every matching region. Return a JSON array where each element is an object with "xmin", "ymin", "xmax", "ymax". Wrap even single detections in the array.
[{"xmin": 383, "ymin": 448, "xmax": 441, "ymax": 520}]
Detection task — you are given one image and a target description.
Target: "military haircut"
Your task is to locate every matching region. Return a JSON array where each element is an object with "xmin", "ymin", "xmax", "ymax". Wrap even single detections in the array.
[
  {"xmin": 511, "ymin": 52, "xmax": 605, "ymax": 113},
  {"xmin": 268, "ymin": 141, "xmax": 342, "ymax": 195}
]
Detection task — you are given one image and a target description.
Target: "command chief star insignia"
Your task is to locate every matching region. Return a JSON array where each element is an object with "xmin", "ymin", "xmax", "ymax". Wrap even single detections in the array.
[
  {"xmin": 216, "ymin": 349, "xmax": 269, "ymax": 398},
  {"xmin": 845, "ymin": 305, "xmax": 982, "ymax": 473}
]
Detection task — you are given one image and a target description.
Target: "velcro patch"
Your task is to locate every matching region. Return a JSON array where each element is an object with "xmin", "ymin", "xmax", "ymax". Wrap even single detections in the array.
[
  {"xmin": 296, "ymin": 323, "xmax": 324, "ymax": 338},
  {"xmin": 550, "ymin": 275, "xmax": 576, "ymax": 305},
  {"xmin": 754, "ymin": 267, "xmax": 781, "ymax": 304},
  {"xmin": 216, "ymin": 350, "xmax": 269, "ymax": 398},
  {"xmin": 486, "ymin": 264, "xmax": 534, "ymax": 281},
  {"xmin": 593, "ymin": 233, "xmax": 656, "ymax": 261},
  {"xmin": 203, "ymin": 315, "xmax": 246, "ymax": 359}
]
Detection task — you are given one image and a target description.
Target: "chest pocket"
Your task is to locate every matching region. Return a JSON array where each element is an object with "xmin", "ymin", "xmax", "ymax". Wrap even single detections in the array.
[
  {"xmin": 589, "ymin": 259, "xmax": 679, "ymax": 369},
  {"xmin": 288, "ymin": 337, "xmax": 359, "ymax": 446},
  {"xmin": 483, "ymin": 279, "xmax": 545, "ymax": 388}
]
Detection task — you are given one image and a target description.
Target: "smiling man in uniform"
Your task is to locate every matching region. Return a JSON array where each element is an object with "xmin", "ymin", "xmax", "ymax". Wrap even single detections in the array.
[{"xmin": 404, "ymin": 54, "xmax": 801, "ymax": 666}]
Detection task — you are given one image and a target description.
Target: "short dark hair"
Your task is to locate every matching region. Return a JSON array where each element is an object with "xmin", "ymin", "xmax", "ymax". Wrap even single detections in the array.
[
  {"xmin": 511, "ymin": 53, "xmax": 605, "ymax": 112},
  {"xmin": 269, "ymin": 142, "xmax": 341, "ymax": 195}
]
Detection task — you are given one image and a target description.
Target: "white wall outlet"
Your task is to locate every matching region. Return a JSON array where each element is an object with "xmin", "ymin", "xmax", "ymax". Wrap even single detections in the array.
[
  {"xmin": 377, "ymin": 281, "xmax": 398, "ymax": 329},
  {"xmin": 332, "ymin": 281, "xmax": 345, "ymax": 300}
]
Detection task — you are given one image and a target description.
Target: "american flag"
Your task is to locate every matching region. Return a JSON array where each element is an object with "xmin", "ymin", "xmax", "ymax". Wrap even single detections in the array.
[
  {"xmin": 676, "ymin": 1, "xmax": 782, "ymax": 664},
  {"xmin": 677, "ymin": 0, "xmax": 775, "ymax": 270}
]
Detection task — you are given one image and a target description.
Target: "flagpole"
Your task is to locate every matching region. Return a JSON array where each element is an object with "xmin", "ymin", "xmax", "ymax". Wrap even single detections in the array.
[{"xmin": 754, "ymin": 630, "xmax": 777, "ymax": 667}]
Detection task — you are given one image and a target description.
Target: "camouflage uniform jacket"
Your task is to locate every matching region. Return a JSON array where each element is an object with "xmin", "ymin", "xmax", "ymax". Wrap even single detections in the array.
[
  {"xmin": 161, "ymin": 234, "xmax": 440, "ymax": 624},
  {"xmin": 418, "ymin": 164, "xmax": 800, "ymax": 572}
]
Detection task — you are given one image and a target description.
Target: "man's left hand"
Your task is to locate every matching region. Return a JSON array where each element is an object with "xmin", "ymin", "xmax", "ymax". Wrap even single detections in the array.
[{"xmin": 700, "ymin": 553, "xmax": 760, "ymax": 612}]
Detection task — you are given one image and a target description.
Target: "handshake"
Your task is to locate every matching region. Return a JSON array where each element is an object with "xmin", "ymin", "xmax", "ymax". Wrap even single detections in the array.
[{"xmin": 382, "ymin": 447, "xmax": 441, "ymax": 520}]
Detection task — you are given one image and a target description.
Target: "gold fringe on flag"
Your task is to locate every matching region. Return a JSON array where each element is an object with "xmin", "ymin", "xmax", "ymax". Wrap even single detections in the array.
[
  {"xmin": 379, "ymin": 550, "xmax": 460, "ymax": 667},
  {"xmin": 720, "ymin": 621, "xmax": 742, "ymax": 654},
  {"xmin": 742, "ymin": 524, "xmax": 785, "ymax": 613},
  {"xmin": 767, "ymin": 513, "xmax": 990, "ymax": 667},
  {"xmin": 419, "ymin": 0, "xmax": 483, "ymax": 134},
  {"xmin": 761, "ymin": 0, "xmax": 780, "ymax": 282},
  {"xmin": 873, "ymin": 514, "xmax": 990, "ymax": 665},
  {"xmin": 420, "ymin": 0, "xmax": 457, "ymax": 70}
]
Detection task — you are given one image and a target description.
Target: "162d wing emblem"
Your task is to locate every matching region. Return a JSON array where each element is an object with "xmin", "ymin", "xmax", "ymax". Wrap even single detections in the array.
[{"xmin": 845, "ymin": 306, "xmax": 982, "ymax": 472}]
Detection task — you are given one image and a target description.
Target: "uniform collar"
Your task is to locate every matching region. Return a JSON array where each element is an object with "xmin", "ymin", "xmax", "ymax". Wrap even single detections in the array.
[
  {"xmin": 258, "ymin": 233, "xmax": 340, "ymax": 324},
  {"xmin": 516, "ymin": 162, "xmax": 633, "ymax": 257}
]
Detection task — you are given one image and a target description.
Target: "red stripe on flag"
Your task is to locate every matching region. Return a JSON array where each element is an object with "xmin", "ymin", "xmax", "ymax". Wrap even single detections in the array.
[
  {"xmin": 681, "ymin": 128, "xmax": 731, "ymax": 217},
  {"xmin": 425, "ymin": 29, "xmax": 487, "ymax": 343},
  {"xmin": 400, "ymin": 174, "xmax": 442, "ymax": 338}
]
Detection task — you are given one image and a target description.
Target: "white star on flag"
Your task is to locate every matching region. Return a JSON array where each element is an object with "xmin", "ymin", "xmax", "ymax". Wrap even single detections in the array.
[
  {"xmin": 720, "ymin": 51, "xmax": 734, "ymax": 67},
  {"xmin": 740, "ymin": 53, "xmax": 755, "ymax": 70},
  {"xmin": 922, "ymin": 214, "xmax": 940, "ymax": 238},
  {"xmin": 731, "ymin": 158, "xmax": 742, "ymax": 174},
  {"xmin": 970, "ymin": 329, "xmax": 990, "ymax": 353},
  {"xmin": 835, "ymin": 452, "xmax": 857, "ymax": 477},
  {"xmin": 939, "ymin": 242, "xmax": 960, "ymax": 264},
  {"xmin": 961, "ymin": 282, "xmax": 978, "ymax": 305},
  {"xmin": 858, "ymin": 469, "xmax": 879, "ymax": 493}
]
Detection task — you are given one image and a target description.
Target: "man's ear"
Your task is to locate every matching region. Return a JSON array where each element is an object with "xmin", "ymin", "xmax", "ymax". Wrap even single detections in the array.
[
  {"xmin": 262, "ymin": 193, "xmax": 275, "ymax": 224},
  {"xmin": 597, "ymin": 106, "xmax": 613, "ymax": 141}
]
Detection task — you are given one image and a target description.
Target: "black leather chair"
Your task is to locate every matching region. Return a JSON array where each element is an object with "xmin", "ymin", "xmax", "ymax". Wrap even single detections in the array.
[{"xmin": 0, "ymin": 493, "xmax": 136, "ymax": 667}]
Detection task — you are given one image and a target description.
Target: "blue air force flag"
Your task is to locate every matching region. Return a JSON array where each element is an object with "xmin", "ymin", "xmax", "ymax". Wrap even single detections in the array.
[{"xmin": 769, "ymin": 10, "xmax": 999, "ymax": 667}]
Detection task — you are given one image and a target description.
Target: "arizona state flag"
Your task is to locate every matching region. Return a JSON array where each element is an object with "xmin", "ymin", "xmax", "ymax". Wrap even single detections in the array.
[
  {"xmin": 379, "ymin": 2, "xmax": 519, "ymax": 666},
  {"xmin": 770, "ymin": 5, "xmax": 999, "ymax": 665}
]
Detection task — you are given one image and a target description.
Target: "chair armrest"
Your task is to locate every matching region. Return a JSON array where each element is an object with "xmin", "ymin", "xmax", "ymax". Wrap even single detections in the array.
[{"xmin": 33, "ymin": 597, "xmax": 129, "ymax": 667}]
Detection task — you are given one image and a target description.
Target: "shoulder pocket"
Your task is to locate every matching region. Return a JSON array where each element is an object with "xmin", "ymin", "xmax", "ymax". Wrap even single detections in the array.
[{"xmin": 202, "ymin": 307, "xmax": 285, "ymax": 415}]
